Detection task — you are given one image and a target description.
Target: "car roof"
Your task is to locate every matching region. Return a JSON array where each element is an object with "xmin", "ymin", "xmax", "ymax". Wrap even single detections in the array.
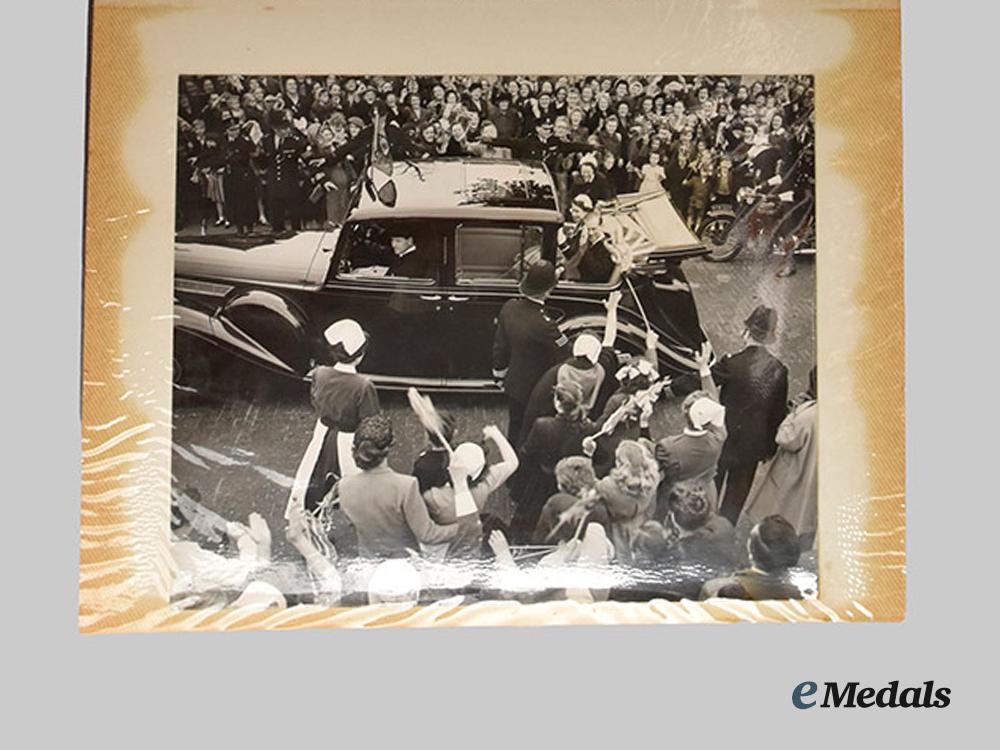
[{"xmin": 349, "ymin": 157, "xmax": 564, "ymax": 223}]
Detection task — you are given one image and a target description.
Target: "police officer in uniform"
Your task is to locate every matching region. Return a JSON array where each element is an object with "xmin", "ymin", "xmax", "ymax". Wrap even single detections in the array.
[
  {"xmin": 261, "ymin": 109, "xmax": 306, "ymax": 232},
  {"xmin": 222, "ymin": 121, "xmax": 259, "ymax": 236},
  {"xmin": 492, "ymin": 260, "xmax": 569, "ymax": 445}
]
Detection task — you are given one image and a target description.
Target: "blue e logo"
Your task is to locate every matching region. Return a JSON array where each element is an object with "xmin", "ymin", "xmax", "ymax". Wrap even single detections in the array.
[{"xmin": 792, "ymin": 681, "xmax": 818, "ymax": 709}]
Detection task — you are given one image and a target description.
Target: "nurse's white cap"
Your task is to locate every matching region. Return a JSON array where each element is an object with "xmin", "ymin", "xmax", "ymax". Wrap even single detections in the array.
[
  {"xmin": 689, "ymin": 397, "xmax": 726, "ymax": 429},
  {"xmin": 572, "ymin": 334, "xmax": 602, "ymax": 364},
  {"xmin": 453, "ymin": 442, "xmax": 486, "ymax": 481},
  {"xmin": 324, "ymin": 319, "xmax": 366, "ymax": 356}
]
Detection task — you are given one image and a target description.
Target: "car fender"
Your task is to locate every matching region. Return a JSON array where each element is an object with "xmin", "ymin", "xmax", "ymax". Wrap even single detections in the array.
[
  {"xmin": 218, "ymin": 289, "xmax": 313, "ymax": 374},
  {"xmin": 174, "ymin": 290, "xmax": 310, "ymax": 376}
]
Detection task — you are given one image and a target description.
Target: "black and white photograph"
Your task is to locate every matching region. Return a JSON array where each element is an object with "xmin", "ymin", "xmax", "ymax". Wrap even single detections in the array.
[{"xmin": 170, "ymin": 72, "xmax": 818, "ymax": 608}]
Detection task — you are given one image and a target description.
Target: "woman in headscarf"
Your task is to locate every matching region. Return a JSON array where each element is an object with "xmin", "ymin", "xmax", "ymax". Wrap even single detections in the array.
[{"xmin": 737, "ymin": 366, "xmax": 817, "ymax": 549}]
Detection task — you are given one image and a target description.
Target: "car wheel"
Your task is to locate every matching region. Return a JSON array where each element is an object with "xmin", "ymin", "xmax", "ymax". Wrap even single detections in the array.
[
  {"xmin": 701, "ymin": 215, "xmax": 743, "ymax": 262},
  {"xmin": 173, "ymin": 335, "xmax": 214, "ymax": 397}
]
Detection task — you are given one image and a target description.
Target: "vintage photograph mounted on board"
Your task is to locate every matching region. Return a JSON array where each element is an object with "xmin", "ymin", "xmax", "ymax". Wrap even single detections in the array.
[
  {"xmin": 80, "ymin": 0, "xmax": 903, "ymax": 631},
  {"xmin": 172, "ymin": 72, "xmax": 817, "ymax": 608}
]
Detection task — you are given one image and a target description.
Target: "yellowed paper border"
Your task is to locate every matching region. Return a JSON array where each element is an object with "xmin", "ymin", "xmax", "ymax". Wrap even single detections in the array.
[{"xmin": 80, "ymin": 0, "xmax": 904, "ymax": 631}]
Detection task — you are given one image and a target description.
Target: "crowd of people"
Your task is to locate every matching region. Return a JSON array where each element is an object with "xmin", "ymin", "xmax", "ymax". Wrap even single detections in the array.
[
  {"xmin": 171, "ymin": 71, "xmax": 817, "ymax": 608},
  {"xmin": 171, "ymin": 257, "xmax": 817, "ymax": 608},
  {"xmin": 176, "ymin": 73, "xmax": 814, "ymax": 270}
]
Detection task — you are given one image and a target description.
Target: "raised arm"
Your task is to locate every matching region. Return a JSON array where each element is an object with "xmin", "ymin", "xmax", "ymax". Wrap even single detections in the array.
[
  {"xmin": 482, "ymin": 424, "xmax": 520, "ymax": 486},
  {"xmin": 693, "ymin": 342, "xmax": 719, "ymax": 402},
  {"xmin": 492, "ymin": 309, "xmax": 511, "ymax": 381},
  {"xmin": 602, "ymin": 290, "xmax": 622, "ymax": 349},
  {"xmin": 447, "ymin": 461, "xmax": 479, "ymax": 519},
  {"xmin": 643, "ymin": 329, "xmax": 660, "ymax": 376}
]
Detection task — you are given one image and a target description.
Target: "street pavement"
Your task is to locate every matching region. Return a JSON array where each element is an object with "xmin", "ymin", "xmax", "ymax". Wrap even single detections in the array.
[{"xmin": 172, "ymin": 252, "xmax": 815, "ymax": 559}]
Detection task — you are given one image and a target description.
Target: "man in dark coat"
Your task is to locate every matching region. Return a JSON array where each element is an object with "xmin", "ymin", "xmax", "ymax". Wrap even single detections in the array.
[
  {"xmin": 492, "ymin": 260, "xmax": 570, "ymax": 444},
  {"xmin": 516, "ymin": 290, "xmax": 624, "ymax": 445},
  {"xmin": 388, "ymin": 235, "xmax": 434, "ymax": 279},
  {"xmin": 221, "ymin": 121, "xmax": 259, "ymax": 235},
  {"xmin": 670, "ymin": 305, "xmax": 788, "ymax": 525},
  {"xmin": 260, "ymin": 110, "xmax": 306, "ymax": 232},
  {"xmin": 710, "ymin": 306, "xmax": 788, "ymax": 524}
]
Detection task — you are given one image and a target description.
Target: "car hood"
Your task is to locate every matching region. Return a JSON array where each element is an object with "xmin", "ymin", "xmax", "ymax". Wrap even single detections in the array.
[
  {"xmin": 597, "ymin": 191, "xmax": 707, "ymax": 265},
  {"xmin": 175, "ymin": 230, "xmax": 336, "ymax": 286}
]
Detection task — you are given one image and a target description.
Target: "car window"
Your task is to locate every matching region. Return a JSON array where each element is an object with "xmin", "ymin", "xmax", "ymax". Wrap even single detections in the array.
[
  {"xmin": 554, "ymin": 224, "xmax": 623, "ymax": 289},
  {"xmin": 334, "ymin": 221, "xmax": 439, "ymax": 284},
  {"xmin": 455, "ymin": 224, "xmax": 545, "ymax": 285}
]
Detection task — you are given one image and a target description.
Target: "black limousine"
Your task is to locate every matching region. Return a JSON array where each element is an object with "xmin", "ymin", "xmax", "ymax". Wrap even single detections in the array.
[{"xmin": 174, "ymin": 158, "xmax": 711, "ymax": 392}]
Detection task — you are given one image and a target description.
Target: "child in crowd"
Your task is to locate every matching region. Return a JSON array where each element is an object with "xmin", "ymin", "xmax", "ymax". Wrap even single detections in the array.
[
  {"xmin": 684, "ymin": 156, "xmax": 716, "ymax": 233},
  {"xmin": 532, "ymin": 456, "xmax": 609, "ymax": 544},
  {"xmin": 638, "ymin": 149, "xmax": 666, "ymax": 193}
]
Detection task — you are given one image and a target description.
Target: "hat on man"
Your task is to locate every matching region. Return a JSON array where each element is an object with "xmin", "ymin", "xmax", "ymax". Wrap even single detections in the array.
[
  {"xmin": 744, "ymin": 304, "xmax": 778, "ymax": 342},
  {"xmin": 520, "ymin": 260, "xmax": 558, "ymax": 298},
  {"xmin": 572, "ymin": 333, "xmax": 602, "ymax": 365},
  {"xmin": 324, "ymin": 318, "xmax": 367, "ymax": 358},
  {"xmin": 571, "ymin": 193, "xmax": 594, "ymax": 212}
]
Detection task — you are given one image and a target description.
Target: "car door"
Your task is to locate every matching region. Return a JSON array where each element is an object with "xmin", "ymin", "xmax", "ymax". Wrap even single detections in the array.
[
  {"xmin": 320, "ymin": 222, "xmax": 450, "ymax": 387},
  {"xmin": 440, "ymin": 221, "xmax": 555, "ymax": 385}
]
